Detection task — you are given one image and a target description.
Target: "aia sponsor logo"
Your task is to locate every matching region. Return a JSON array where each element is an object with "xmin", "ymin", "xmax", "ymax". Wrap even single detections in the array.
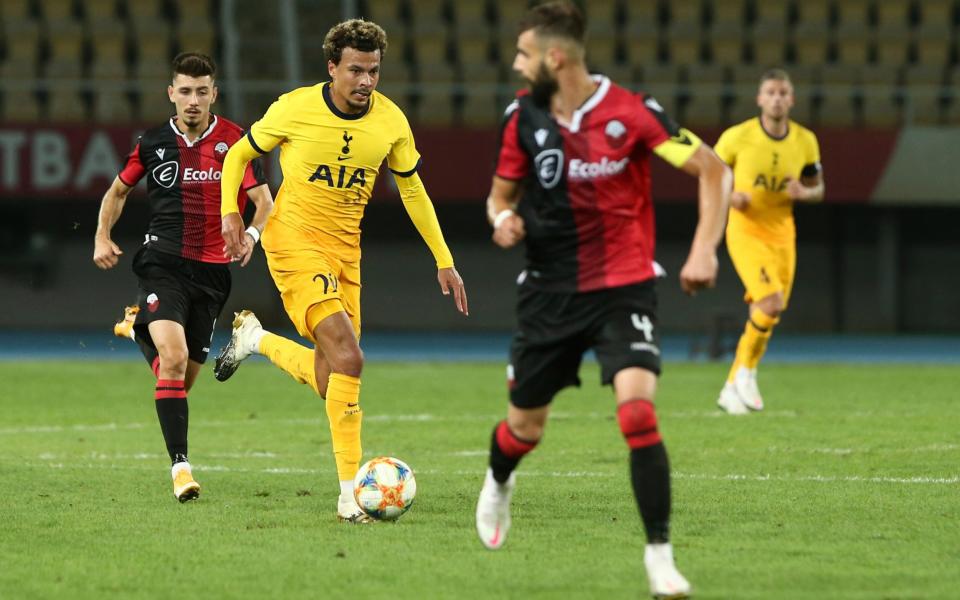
[{"xmin": 568, "ymin": 157, "xmax": 629, "ymax": 180}]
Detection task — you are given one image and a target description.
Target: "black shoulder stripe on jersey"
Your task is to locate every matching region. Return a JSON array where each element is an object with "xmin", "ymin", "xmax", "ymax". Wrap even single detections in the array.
[
  {"xmin": 246, "ymin": 131, "xmax": 266, "ymax": 154},
  {"xmin": 390, "ymin": 158, "xmax": 421, "ymax": 177},
  {"xmin": 640, "ymin": 93, "xmax": 681, "ymax": 137},
  {"xmin": 801, "ymin": 162, "xmax": 822, "ymax": 177}
]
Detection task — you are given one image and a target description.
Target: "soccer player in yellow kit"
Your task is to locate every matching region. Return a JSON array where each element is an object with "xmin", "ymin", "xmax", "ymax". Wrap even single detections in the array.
[
  {"xmin": 715, "ymin": 69, "xmax": 824, "ymax": 414},
  {"xmin": 215, "ymin": 19, "xmax": 468, "ymax": 521}
]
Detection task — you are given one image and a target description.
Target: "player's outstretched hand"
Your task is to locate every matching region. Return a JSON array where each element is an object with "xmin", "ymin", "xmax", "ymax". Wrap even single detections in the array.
[
  {"xmin": 730, "ymin": 191, "xmax": 751, "ymax": 211},
  {"xmin": 679, "ymin": 247, "xmax": 718, "ymax": 296},
  {"xmin": 93, "ymin": 237, "xmax": 123, "ymax": 270},
  {"xmin": 221, "ymin": 212, "xmax": 246, "ymax": 259},
  {"xmin": 438, "ymin": 266, "xmax": 469, "ymax": 316},
  {"xmin": 236, "ymin": 234, "xmax": 256, "ymax": 267}
]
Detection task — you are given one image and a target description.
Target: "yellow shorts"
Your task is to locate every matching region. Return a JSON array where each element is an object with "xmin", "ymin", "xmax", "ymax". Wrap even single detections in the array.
[
  {"xmin": 725, "ymin": 230, "xmax": 796, "ymax": 309},
  {"xmin": 262, "ymin": 220, "xmax": 361, "ymax": 343}
]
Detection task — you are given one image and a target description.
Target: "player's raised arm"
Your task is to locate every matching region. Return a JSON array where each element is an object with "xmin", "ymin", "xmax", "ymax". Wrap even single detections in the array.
[
  {"xmin": 394, "ymin": 170, "xmax": 468, "ymax": 315},
  {"xmin": 674, "ymin": 143, "xmax": 732, "ymax": 295},
  {"xmin": 93, "ymin": 176, "xmax": 135, "ymax": 270},
  {"xmin": 486, "ymin": 175, "xmax": 525, "ymax": 249}
]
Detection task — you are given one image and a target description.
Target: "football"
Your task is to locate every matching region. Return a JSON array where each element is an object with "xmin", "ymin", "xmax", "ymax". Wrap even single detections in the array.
[{"xmin": 353, "ymin": 456, "xmax": 417, "ymax": 520}]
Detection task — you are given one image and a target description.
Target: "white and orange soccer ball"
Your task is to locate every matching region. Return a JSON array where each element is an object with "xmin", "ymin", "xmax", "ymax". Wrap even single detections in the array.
[{"xmin": 353, "ymin": 456, "xmax": 417, "ymax": 520}]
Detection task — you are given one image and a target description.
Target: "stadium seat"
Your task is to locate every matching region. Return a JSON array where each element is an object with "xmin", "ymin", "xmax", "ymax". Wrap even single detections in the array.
[
  {"xmin": 667, "ymin": 1, "xmax": 703, "ymax": 30},
  {"xmin": 835, "ymin": 34, "xmax": 871, "ymax": 66},
  {"xmin": 450, "ymin": 0, "xmax": 491, "ymax": 35},
  {"xmin": 584, "ymin": 0, "xmax": 620, "ymax": 36},
  {"xmin": 40, "ymin": 0, "xmax": 75, "ymax": 24},
  {"xmin": 792, "ymin": 34, "xmax": 830, "ymax": 67},
  {"xmin": 458, "ymin": 86, "xmax": 501, "ymax": 127},
  {"xmin": 793, "ymin": 0, "xmax": 831, "ymax": 36},
  {"xmin": 623, "ymin": 0, "xmax": 659, "ymax": 37},
  {"xmin": 681, "ymin": 92, "xmax": 724, "ymax": 128},
  {"xmin": 83, "ymin": 0, "xmax": 120, "ymax": 23},
  {"xmin": 412, "ymin": 33, "xmax": 452, "ymax": 70},
  {"xmin": 917, "ymin": 0, "xmax": 954, "ymax": 34},
  {"xmin": 600, "ymin": 63, "xmax": 636, "ymax": 86},
  {"xmin": 92, "ymin": 90, "xmax": 134, "ymax": 123},
  {"xmin": 836, "ymin": 0, "xmax": 870, "ymax": 35},
  {"xmin": 726, "ymin": 91, "xmax": 760, "ymax": 123},
  {"xmin": 916, "ymin": 36, "xmax": 951, "ymax": 68},
  {"xmin": 409, "ymin": 0, "xmax": 447, "ymax": 36},
  {"xmin": 910, "ymin": 89, "xmax": 946, "ymax": 125},
  {"xmin": 1, "ymin": 90, "xmax": 41, "ymax": 122},
  {"xmin": 139, "ymin": 89, "xmax": 175, "ymax": 121},
  {"xmin": 0, "ymin": 0, "xmax": 33, "ymax": 21},
  {"xmin": 625, "ymin": 36, "xmax": 659, "ymax": 68},
  {"xmin": 176, "ymin": 24, "xmax": 216, "ymax": 58},
  {"xmin": 875, "ymin": 0, "xmax": 913, "ymax": 37},
  {"xmin": 415, "ymin": 91, "xmax": 454, "ymax": 126},
  {"xmin": 875, "ymin": 34, "xmax": 910, "ymax": 67},
  {"xmin": 816, "ymin": 85, "xmax": 857, "ymax": 127},
  {"xmin": 711, "ymin": 0, "xmax": 747, "ymax": 35},
  {"xmin": 457, "ymin": 36, "xmax": 494, "ymax": 67},
  {"xmin": 496, "ymin": 32, "xmax": 519, "ymax": 67},
  {"xmin": 709, "ymin": 29, "xmax": 745, "ymax": 65},
  {"xmin": 493, "ymin": 0, "xmax": 531, "ymax": 31},
  {"xmin": 90, "ymin": 30, "xmax": 129, "ymax": 80},
  {"xmin": 133, "ymin": 35, "xmax": 173, "ymax": 73},
  {"xmin": 637, "ymin": 63, "xmax": 681, "ymax": 86},
  {"xmin": 367, "ymin": 0, "xmax": 406, "ymax": 22},
  {"xmin": 43, "ymin": 28, "xmax": 85, "ymax": 79},
  {"xmin": 173, "ymin": 0, "xmax": 212, "ymax": 22},
  {"xmin": 665, "ymin": 33, "xmax": 702, "ymax": 66},
  {"xmin": 460, "ymin": 60, "xmax": 501, "ymax": 84},
  {"xmin": 752, "ymin": 0, "xmax": 790, "ymax": 33},
  {"xmin": 751, "ymin": 33, "xmax": 786, "ymax": 66},
  {"xmin": 789, "ymin": 87, "xmax": 814, "ymax": 124},
  {"xmin": 46, "ymin": 83, "xmax": 87, "ymax": 122},
  {"xmin": 588, "ymin": 36, "xmax": 620, "ymax": 67},
  {"xmin": 859, "ymin": 82, "xmax": 902, "ymax": 127},
  {"xmin": 0, "ymin": 27, "xmax": 41, "ymax": 79}
]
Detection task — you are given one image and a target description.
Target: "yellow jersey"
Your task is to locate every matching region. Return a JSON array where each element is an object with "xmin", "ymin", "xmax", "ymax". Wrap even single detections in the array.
[
  {"xmin": 714, "ymin": 117, "xmax": 821, "ymax": 244},
  {"xmin": 247, "ymin": 82, "xmax": 422, "ymax": 261}
]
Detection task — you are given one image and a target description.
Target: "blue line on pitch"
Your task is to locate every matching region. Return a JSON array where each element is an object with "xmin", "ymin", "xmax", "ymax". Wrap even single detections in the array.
[{"xmin": 0, "ymin": 330, "xmax": 956, "ymax": 364}]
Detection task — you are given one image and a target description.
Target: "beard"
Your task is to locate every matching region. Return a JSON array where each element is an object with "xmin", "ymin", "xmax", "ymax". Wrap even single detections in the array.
[{"xmin": 528, "ymin": 63, "xmax": 558, "ymax": 108}]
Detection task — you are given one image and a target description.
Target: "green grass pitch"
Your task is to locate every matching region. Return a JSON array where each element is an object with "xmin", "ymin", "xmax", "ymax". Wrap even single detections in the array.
[{"xmin": 1, "ymin": 360, "xmax": 957, "ymax": 599}]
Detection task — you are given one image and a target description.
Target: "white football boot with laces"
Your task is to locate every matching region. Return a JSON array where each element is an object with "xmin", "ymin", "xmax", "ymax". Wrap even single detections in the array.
[
  {"xmin": 214, "ymin": 310, "xmax": 264, "ymax": 381},
  {"xmin": 337, "ymin": 495, "xmax": 375, "ymax": 524},
  {"xmin": 717, "ymin": 382, "xmax": 749, "ymax": 415},
  {"xmin": 644, "ymin": 543, "xmax": 692, "ymax": 599},
  {"xmin": 476, "ymin": 468, "xmax": 515, "ymax": 550},
  {"xmin": 733, "ymin": 367, "xmax": 764, "ymax": 411}
]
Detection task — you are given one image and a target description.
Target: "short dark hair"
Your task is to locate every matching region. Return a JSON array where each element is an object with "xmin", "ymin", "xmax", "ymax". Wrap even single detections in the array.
[
  {"xmin": 172, "ymin": 52, "xmax": 217, "ymax": 81},
  {"xmin": 760, "ymin": 68, "xmax": 792, "ymax": 86},
  {"xmin": 323, "ymin": 19, "xmax": 388, "ymax": 64},
  {"xmin": 519, "ymin": 1, "xmax": 586, "ymax": 45}
]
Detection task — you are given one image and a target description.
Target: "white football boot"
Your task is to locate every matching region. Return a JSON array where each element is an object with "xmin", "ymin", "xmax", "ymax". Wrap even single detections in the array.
[
  {"xmin": 644, "ymin": 543, "xmax": 692, "ymax": 599},
  {"xmin": 214, "ymin": 310, "xmax": 264, "ymax": 381},
  {"xmin": 476, "ymin": 468, "xmax": 515, "ymax": 550},
  {"xmin": 717, "ymin": 382, "xmax": 749, "ymax": 415},
  {"xmin": 172, "ymin": 462, "xmax": 200, "ymax": 503},
  {"xmin": 337, "ymin": 496, "xmax": 375, "ymax": 524},
  {"xmin": 733, "ymin": 367, "xmax": 764, "ymax": 411}
]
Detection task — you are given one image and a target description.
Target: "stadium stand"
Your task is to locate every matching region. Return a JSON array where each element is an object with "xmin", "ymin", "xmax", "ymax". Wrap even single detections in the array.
[{"xmin": 0, "ymin": 0, "xmax": 955, "ymax": 128}]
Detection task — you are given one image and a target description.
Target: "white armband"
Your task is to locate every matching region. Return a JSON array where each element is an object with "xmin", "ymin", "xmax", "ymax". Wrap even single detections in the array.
[
  {"xmin": 245, "ymin": 226, "xmax": 261, "ymax": 244},
  {"xmin": 492, "ymin": 209, "xmax": 515, "ymax": 229}
]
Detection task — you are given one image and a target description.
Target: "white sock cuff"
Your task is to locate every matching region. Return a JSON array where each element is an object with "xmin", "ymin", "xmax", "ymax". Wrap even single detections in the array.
[
  {"xmin": 252, "ymin": 328, "xmax": 267, "ymax": 352},
  {"xmin": 339, "ymin": 479, "xmax": 355, "ymax": 499},
  {"xmin": 171, "ymin": 462, "xmax": 191, "ymax": 477}
]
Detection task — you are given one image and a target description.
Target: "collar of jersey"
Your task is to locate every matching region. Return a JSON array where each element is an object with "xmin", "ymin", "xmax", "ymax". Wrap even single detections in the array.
[
  {"xmin": 168, "ymin": 114, "xmax": 219, "ymax": 147},
  {"xmin": 322, "ymin": 82, "xmax": 370, "ymax": 120},
  {"xmin": 557, "ymin": 75, "xmax": 610, "ymax": 134},
  {"xmin": 758, "ymin": 117, "xmax": 790, "ymax": 141}
]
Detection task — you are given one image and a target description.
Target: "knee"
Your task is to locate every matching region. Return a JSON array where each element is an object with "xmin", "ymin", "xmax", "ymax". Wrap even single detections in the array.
[
  {"xmin": 328, "ymin": 345, "xmax": 363, "ymax": 378},
  {"xmin": 158, "ymin": 347, "xmax": 189, "ymax": 377},
  {"xmin": 507, "ymin": 413, "xmax": 546, "ymax": 442},
  {"xmin": 755, "ymin": 293, "xmax": 784, "ymax": 318},
  {"xmin": 617, "ymin": 399, "xmax": 662, "ymax": 449}
]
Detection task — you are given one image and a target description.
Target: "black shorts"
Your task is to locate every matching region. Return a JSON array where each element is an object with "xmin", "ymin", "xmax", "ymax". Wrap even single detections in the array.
[
  {"xmin": 131, "ymin": 246, "xmax": 231, "ymax": 364},
  {"xmin": 509, "ymin": 280, "xmax": 661, "ymax": 409}
]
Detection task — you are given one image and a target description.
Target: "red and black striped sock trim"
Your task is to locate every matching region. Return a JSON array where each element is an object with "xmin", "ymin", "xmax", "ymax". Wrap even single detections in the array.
[
  {"xmin": 617, "ymin": 399, "xmax": 662, "ymax": 449},
  {"xmin": 155, "ymin": 379, "xmax": 186, "ymax": 400}
]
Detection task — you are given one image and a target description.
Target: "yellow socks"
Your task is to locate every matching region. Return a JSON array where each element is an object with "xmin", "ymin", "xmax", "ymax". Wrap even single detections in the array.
[
  {"xmin": 727, "ymin": 310, "xmax": 778, "ymax": 382},
  {"xmin": 259, "ymin": 333, "xmax": 320, "ymax": 395},
  {"xmin": 326, "ymin": 372, "xmax": 363, "ymax": 482}
]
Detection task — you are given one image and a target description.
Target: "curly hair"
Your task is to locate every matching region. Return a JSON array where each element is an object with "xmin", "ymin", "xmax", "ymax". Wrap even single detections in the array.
[{"xmin": 323, "ymin": 19, "xmax": 388, "ymax": 64}]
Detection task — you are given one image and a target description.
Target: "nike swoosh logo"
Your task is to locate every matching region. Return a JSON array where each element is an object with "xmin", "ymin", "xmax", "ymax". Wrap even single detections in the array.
[
  {"xmin": 338, "ymin": 155, "xmax": 351, "ymax": 161},
  {"xmin": 671, "ymin": 132, "xmax": 692, "ymax": 145},
  {"xmin": 347, "ymin": 403, "xmax": 358, "ymax": 407}
]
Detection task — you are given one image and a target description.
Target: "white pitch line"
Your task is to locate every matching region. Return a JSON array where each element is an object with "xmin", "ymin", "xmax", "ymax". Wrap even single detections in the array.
[{"xmin": 17, "ymin": 461, "xmax": 960, "ymax": 486}]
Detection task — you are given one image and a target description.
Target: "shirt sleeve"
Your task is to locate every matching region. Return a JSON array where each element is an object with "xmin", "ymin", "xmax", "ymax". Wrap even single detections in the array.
[
  {"xmin": 117, "ymin": 141, "xmax": 145, "ymax": 186},
  {"xmin": 635, "ymin": 94, "xmax": 702, "ymax": 168},
  {"xmin": 386, "ymin": 111, "xmax": 422, "ymax": 176},
  {"xmin": 801, "ymin": 130, "xmax": 822, "ymax": 177},
  {"xmin": 494, "ymin": 100, "xmax": 529, "ymax": 180},
  {"xmin": 247, "ymin": 94, "xmax": 290, "ymax": 154},
  {"xmin": 713, "ymin": 127, "xmax": 738, "ymax": 167},
  {"xmin": 242, "ymin": 157, "xmax": 267, "ymax": 191}
]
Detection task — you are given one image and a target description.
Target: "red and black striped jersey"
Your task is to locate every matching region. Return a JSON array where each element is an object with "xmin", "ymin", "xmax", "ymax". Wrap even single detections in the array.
[
  {"xmin": 495, "ymin": 76, "xmax": 700, "ymax": 293},
  {"xmin": 118, "ymin": 115, "xmax": 267, "ymax": 264}
]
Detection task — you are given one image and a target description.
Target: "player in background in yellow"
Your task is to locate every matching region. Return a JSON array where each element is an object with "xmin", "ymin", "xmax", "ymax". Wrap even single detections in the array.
[
  {"xmin": 214, "ymin": 19, "xmax": 468, "ymax": 522},
  {"xmin": 715, "ymin": 69, "xmax": 824, "ymax": 414}
]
